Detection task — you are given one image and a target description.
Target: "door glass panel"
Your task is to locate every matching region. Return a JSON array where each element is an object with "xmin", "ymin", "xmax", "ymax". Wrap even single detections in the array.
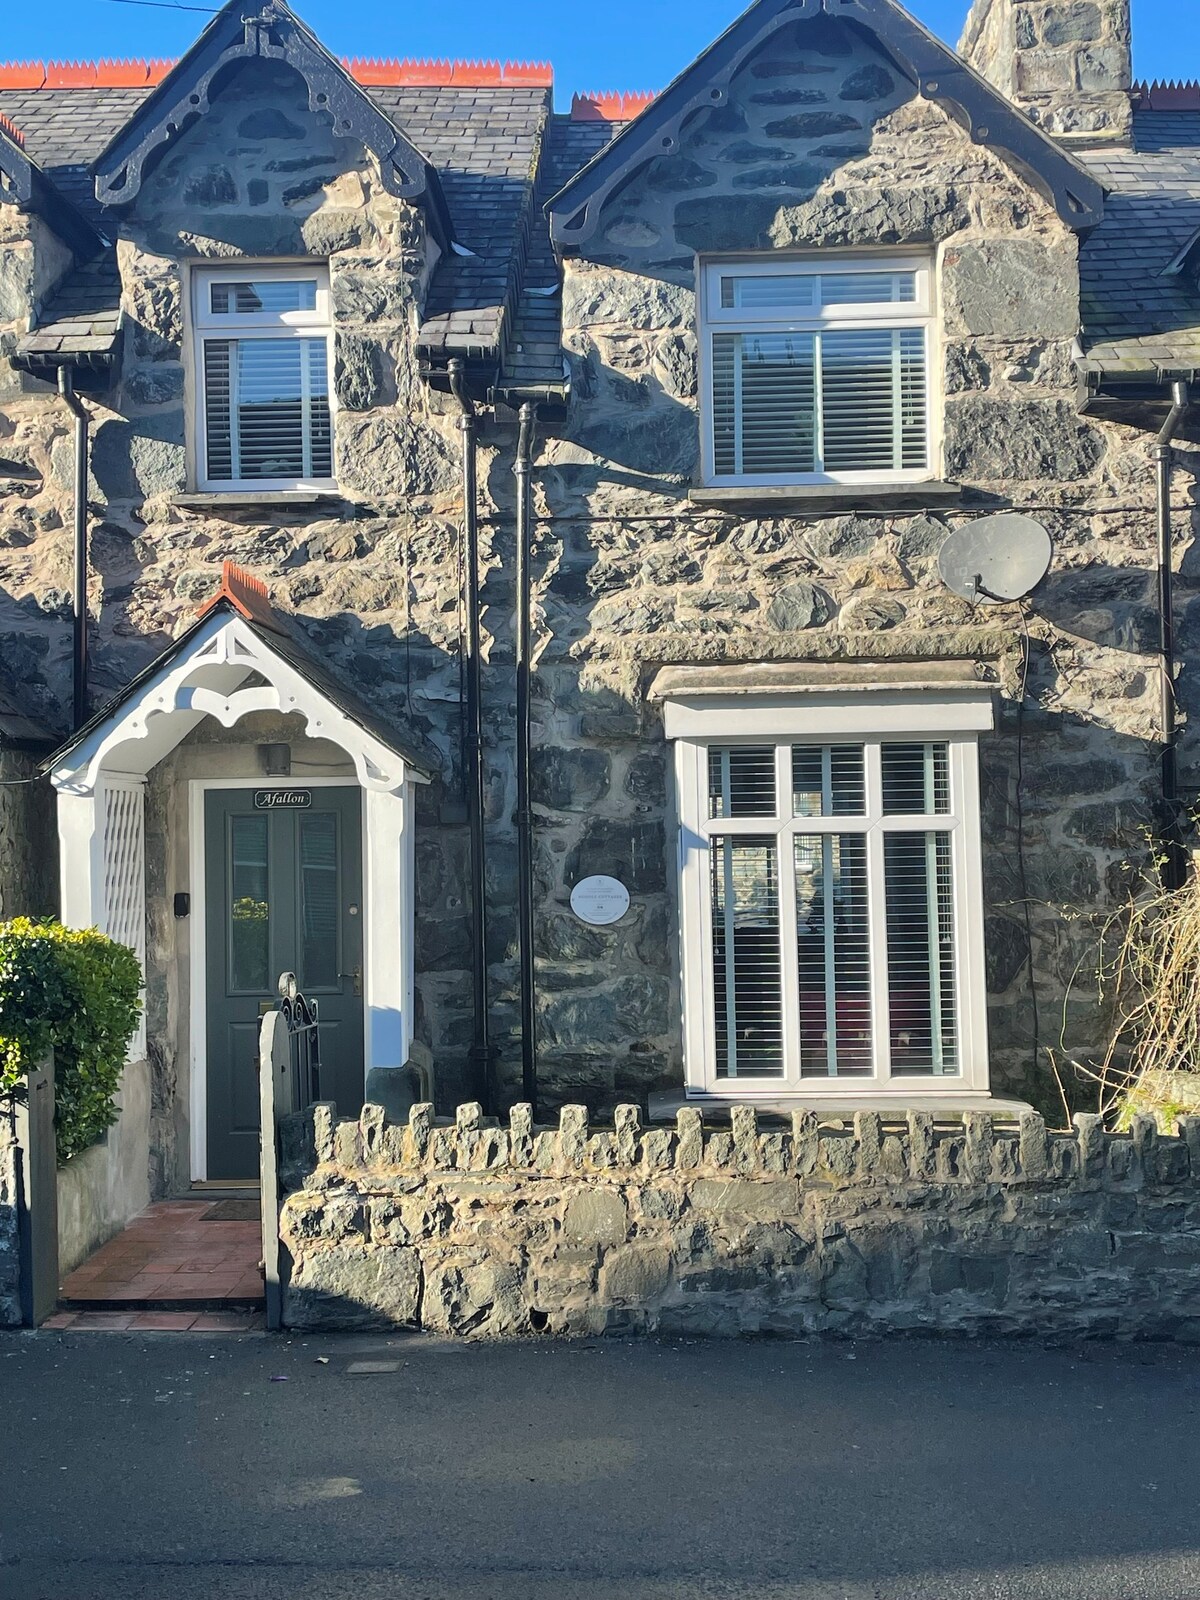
[
  {"xmin": 300, "ymin": 812, "xmax": 339, "ymax": 989},
  {"xmin": 229, "ymin": 816, "xmax": 269, "ymax": 992}
]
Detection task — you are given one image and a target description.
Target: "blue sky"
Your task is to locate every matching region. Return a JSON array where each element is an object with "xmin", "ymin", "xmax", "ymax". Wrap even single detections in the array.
[{"xmin": 2, "ymin": 0, "xmax": 1178, "ymax": 99}]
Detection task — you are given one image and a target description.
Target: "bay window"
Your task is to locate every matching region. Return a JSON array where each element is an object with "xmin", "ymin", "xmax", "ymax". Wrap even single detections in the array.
[
  {"xmin": 661, "ymin": 672, "xmax": 993, "ymax": 1101},
  {"xmin": 191, "ymin": 264, "xmax": 334, "ymax": 492},
  {"xmin": 699, "ymin": 254, "xmax": 934, "ymax": 488}
]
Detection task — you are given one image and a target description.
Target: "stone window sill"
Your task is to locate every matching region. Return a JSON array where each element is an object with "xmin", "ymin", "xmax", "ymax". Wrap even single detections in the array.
[
  {"xmin": 170, "ymin": 491, "xmax": 344, "ymax": 511},
  {"xmin": 688, "ymin": 481, "xmax": 964, "ymax": 515}
]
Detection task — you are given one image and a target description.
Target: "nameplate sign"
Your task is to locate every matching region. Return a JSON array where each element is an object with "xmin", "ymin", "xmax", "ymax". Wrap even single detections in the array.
[
  {"xmin": 254, "ymin": 789, "xmax": 312, "ymax": 810},
  {"xmin": 570, "ymin": 875, "xmax": 631, "ymax": 927}
]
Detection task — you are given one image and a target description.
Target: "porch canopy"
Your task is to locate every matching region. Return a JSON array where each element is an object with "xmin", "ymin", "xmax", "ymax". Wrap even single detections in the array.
[{"xmin": 46, "ymin": 563, "xmax": 433, "ymax": 1074}]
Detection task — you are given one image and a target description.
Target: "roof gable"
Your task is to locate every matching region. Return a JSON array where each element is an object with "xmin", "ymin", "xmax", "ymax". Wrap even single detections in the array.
[
  {"xmin": 91, "ymin": 0, "xmax": 452, "ymax": 245},
  {"xmin": 548, "ymin": 0, "xmax": 1105, "ymax": 247}
]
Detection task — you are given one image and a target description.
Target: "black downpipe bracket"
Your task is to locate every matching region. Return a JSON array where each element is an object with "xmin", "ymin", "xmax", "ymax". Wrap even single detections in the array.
[
  {"xmin": 514, "ymin": 402, "xmax": 539, "ymax": 1114},
  {"xmin": 1155, "ymin": 380, "xmax": 1191, "ymax": 891},
  {"xmin": 57, "ymin": 366, "xmax": 90, "ymax": 731},
  {"xmin": 447, "ymin": 360, "xmax": 496, "ymax": 1109}
]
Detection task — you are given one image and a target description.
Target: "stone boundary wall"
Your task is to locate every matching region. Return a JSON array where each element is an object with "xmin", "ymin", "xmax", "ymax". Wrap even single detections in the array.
[{"xmin": 277, "ymin": 1101, "xmax": 1200, "ymax": 1341}]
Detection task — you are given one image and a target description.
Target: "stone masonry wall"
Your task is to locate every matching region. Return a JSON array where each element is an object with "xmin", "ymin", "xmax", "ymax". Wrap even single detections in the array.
[
  {"xmin": 279, "ymin": 1098, "xmax": 1200, "ymax": 1340},
  {"xmin": 960, "ymin": 0, "xmax": 1133, "ymax": 142}
]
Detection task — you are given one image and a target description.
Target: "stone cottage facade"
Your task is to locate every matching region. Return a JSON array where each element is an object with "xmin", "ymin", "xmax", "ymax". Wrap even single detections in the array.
[{"xmin": 0, "ymin": 0, "xmax": 1198, "ymax": 1202}]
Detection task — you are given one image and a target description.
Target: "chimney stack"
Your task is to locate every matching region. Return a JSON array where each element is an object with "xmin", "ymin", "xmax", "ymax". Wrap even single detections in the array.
[{"xmin": 959, "ymin": 0, "xmax": 1133, "ymax": 146}]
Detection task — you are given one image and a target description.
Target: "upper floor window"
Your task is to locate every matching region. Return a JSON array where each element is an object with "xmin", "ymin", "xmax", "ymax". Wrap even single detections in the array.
[
  {"xmin": 699, "ymin": 255, "xmax": 933, "ymax": 488},
  {"xmin": 191, "ymin": 264, "xmax": 334, "ymax": 492}
]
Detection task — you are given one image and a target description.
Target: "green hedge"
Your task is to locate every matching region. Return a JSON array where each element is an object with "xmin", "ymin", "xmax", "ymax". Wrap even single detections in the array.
[{"xmin": 0, "ymin": 919, "xmax": 142, "ymax": 1164}]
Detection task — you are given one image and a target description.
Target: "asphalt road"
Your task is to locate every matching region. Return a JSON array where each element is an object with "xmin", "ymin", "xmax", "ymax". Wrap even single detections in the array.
[{"xmin": 3, "ymin": 1330, "xmax": 1200, "ymax": 1600}]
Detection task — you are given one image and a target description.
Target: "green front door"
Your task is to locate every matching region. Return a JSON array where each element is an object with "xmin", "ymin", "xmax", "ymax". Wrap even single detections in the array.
[{"xmin": 204, "ymin": 786, "xmax": 364, "ymax": 1181}]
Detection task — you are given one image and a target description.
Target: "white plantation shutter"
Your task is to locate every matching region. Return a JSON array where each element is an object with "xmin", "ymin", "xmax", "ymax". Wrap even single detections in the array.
[
  {"xmin": 710, "ymin": 837, "xmax": 784, "ymax": 1079},
  {"xmin": 712, "ymin": 333, "xmax": 816, "ymax": 478},
  {"xmin": 796, "ymin": 833, "xmax": 873, "ymax": 1078},
  {"xmin": 703, "ymin": 257, "xmax": 932, "ymax": 484},
  {"xmin": 820, "ymin": 328, "xmax": 928, "ymax": 474},
  {"xmin": 203, "ymin": 338, "xmax": 332, "ymax": 483},
  {"xmin": 883, "ymin": 831, "xmax": 958, "ymax": 1074}
]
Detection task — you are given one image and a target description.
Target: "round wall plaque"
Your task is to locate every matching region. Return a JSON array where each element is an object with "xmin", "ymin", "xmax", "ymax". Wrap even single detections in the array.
[{"xmin": 570, "ymin": 875, "xmax": 631, "ymax": 927}]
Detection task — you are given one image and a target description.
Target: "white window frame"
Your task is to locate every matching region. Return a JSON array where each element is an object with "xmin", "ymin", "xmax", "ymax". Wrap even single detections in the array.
[
  {"xmin": 669, "ymin": 690, "xmax": 991, "ymax": 1102},
  {"xmin": 190, "ymin": 262, "xmax": 336, "ymax": 493},
  {"xmin": 697, "ymin": 252, "xmax": 936, "ymax": 490}
]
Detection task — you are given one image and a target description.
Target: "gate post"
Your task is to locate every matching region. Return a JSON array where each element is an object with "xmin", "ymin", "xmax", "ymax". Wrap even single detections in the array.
[
  {"xmin": 259, "ymin": 1009, "xmax": 290, "ymax": 1332},
  {"xmin": 15, "ymin": 1055, "xmax": 58, "ymax": 1327}
]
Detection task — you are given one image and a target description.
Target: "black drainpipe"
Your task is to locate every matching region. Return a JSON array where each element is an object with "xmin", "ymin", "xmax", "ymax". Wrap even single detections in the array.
[
  {"xmin": 447, "ymin": 359, "xmax": 495, "ymax": 1109},
  {"xmin": 1155, "ymin": 380, "xmax": 1191, "ymax": 891},
  {"xmin": 513, "ymin": 401, "xmax": 539, "ymax": 1114},
  {"xmin": 57, "ymin": 365, "xmax": 90, "ymax": 731}
]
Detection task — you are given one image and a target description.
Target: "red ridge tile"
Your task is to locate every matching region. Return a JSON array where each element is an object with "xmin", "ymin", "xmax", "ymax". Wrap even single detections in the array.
[
  {"xmin": 1135, "ymin": 79, "xmax": 1200, "ymax": 110},
  {"xmin": 0, "ymin": 62, "xmax": 44, "ymax": 90},
  {"xmin": 195, "ymin": 560, "xmax": 276, "ymax": 629},
  {"xmin": 45, "ymin": 60, "xmax": 98, "ymax": 88},
  {"xmin": 502, "ymin": 61, "xmax": 553, "ymax": 86},
  {"xmin": 571, "ymin": 90, "xmax": 657, "ymax": 122}
]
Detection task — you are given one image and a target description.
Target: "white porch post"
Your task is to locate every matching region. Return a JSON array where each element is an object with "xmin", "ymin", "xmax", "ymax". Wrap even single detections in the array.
[
  {"xmin": 56, "ymin": 789, "xmax": 105, "ymax": 931},
  {"xmin": 364, "ymin": 784, "xmax": 413, "ymax": 1072}
]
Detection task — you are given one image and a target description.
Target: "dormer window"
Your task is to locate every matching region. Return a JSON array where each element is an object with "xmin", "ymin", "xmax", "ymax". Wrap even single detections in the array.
[
  {"xmin": 191, "ymin": 264, "xmax": 335, "ymax": 493},
  {"xmin": 699, "ymin": 255, "xmax": 933, "ymax": 488}
]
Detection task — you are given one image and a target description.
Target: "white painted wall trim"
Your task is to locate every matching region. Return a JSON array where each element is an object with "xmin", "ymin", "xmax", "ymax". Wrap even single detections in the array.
[{"xmin": 660, "ymin": 689, "xmax": 995, "ymax": 742}]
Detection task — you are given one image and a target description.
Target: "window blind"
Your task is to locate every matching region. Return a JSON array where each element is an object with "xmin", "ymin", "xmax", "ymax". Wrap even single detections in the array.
[
  {"xmin": 203, "ymin": 336, "xmax": 332, "ymax": 483},
  {"xmin": 712, "ymin": 328, "xmax": 927, "ymax": 478},
  {"xmin": 883, "ymin": 831, "xmax": 958, "ymax": 1074},
  {"xmin": 796, "ymin": 833, "xmax": 872, "ymax": 1077},
  {"xmin": 711, "ymin": 837, "xmax": 784, "ymax": 1079}
]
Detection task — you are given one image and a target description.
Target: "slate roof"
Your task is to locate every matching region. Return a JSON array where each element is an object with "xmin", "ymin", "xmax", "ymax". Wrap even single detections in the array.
[
  {"xmin": 18, "ymin": 253, "xmax": 122, "ymax": 364},
  {"xmin": 1078, "ymin": 110, "xmax": 1200, "ymax": 376},
  {"xmin": 370, "ymin": 85, "xmax": 551, "ymax": 365},
  {"xmin": 0, "ymin": 78, "xmax": 561, "ymax": 381},
  {"xmin": 502, "ymin": 116, "xmax": 620, "ymax": 391}
]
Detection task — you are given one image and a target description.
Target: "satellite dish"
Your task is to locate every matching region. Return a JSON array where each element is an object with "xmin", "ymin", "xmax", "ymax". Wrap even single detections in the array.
[{"xmin": 937, "ymin": 513, "xmax": 1053, "ymax": 604}]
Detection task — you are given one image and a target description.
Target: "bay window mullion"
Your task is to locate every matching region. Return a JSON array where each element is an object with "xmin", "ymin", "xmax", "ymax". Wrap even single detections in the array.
[{"xmin": 777, "ymin": 745, "xmax": 803, "ymax": 1085}]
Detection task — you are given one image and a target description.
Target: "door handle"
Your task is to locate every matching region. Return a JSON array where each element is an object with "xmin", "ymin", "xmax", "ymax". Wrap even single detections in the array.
[{"xmin": 341, "ymin": 967, "xmax": 363, "ymax": 997}]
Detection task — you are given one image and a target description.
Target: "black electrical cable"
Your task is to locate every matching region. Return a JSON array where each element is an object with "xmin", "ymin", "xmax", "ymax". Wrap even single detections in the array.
[{"xmin": 92, "ymin": 0, "xmax": 219, "ymax": 12}]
